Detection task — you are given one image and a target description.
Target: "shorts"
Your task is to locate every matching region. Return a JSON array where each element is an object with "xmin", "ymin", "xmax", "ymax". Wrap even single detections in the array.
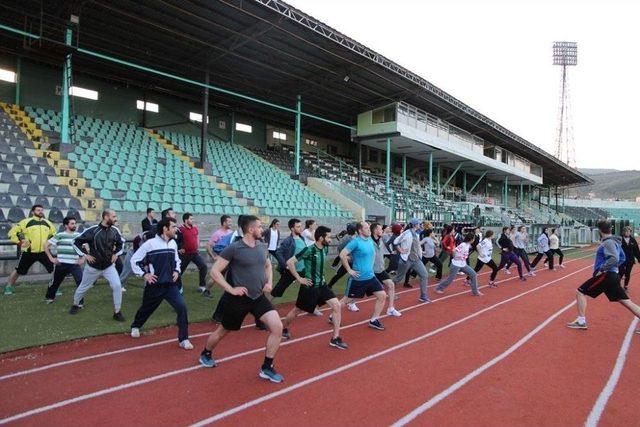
[
  {"xmin": 221, "ymin": 294, "xmax": 275, "ymax": 331},
  {"xmin": 15, "ymin": 252, "xmax": 54, "ymax": 275},
  {"xmin": 578, "ymin": 272, "xmax": 628, "ymax": 302},
  {"xmin": 375, "ymin": 271, "xmax": 391, "ymax": 282},
  {"xmin": 296, "ymin": 285, "xmax": 336, "ymax": 314},
  {"xmin": 346, "ymin": 277, "xmax": 384, "ymax": 299}
]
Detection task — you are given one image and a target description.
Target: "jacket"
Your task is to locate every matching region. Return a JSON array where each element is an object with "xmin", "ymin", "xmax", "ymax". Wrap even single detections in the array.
[
  {"xmin": 263, "ymin": 228, "xmax": 280, "ymax": 247},
  {"xmin": 537, "ymin": 233, "xmax": 550, "ymax": 253},
  {"xmin": 621, "ymin": 236, "xmax": 640, "ymax": 265},
  {"xmin": 73, "ymin": 223, "xmax": 125, "ymax": 270},
  {"xmin": 274, "ymin": 234, "xmax": 299, "ymax": 272},
  {"xmin": 9, "ymin": 216, "xmax": 56, "ymax": 253},
  {"xmin": 141, "ymin": 217, "xmax": 157, "ymax": 233},
  {"xmin": 441, "ymin": 234, "xmax": 456, "ymax": 254},
  {"xmin": 498, "ymin": 233, "xmax": 514, "ymax": 252},
  {"xmin": 394, "ymin": 229, "xmax": 422, "ymax": 262},
  {"xmin": 130, "ymin": 235, "xmax": 181, "ymax": 284},
  {"xmin": 594, "ymin": 235, "xmax": 625, "ymax": 274}
]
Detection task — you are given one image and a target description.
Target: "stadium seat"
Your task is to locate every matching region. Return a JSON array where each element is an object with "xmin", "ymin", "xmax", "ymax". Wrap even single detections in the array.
[
  {"xmin": 7, "ymin": 207, "xmax": 25, "ymax": 223},
  {"xmin": 67, "ymin": 208, "xmax": 82, "ymax": 222},
  {"xmin": 0, "ymin": 194, "xmax": 13, "ymax": 208},
  {"xmin": 0, "ymin": 223, "xmax": 10, "ymax": 240},
  {"xmin": 48, "ymin": 207, "xmax": 64, "ymax": 223}
]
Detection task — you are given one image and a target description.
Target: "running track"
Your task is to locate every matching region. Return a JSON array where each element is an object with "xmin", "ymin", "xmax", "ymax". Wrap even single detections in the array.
[{"xmin": 0, "ymin": 249, "xmax": 638, "ymax": 426}]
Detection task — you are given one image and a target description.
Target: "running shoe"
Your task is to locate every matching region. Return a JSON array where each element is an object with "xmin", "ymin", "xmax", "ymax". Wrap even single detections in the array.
[
  {"xmin": 528, "ymin": 271, "xmax": 536, "ymax": 277},
  {"xmin": 121, "ymin": 287, "xmax": 127, "ymax": 293},
  {"xmin": 259, "ymin": 366, "xmax": 284, "ymax": 383},
  {"xmin": 418, "ymin": 297, "xmax": 432, "ymax": 303},
  {"xmin": 504, "ymin": 269, "xmax": 512, "ymax": 275},
  {"xmin": 566, "ymin": 319, "xmax": 587, "ymax": 330},
  {"xmin": 199, "ymin": 350, "xmax": 217, "ymax": 368},
  {"xmin": 368, "ymin": 319, "xmax": 385, "ymax": 331},
  {"xmin": 56, "ymin": 290, "xmax": 63, "ymax": 296},
  {"xmin": 472, "ymin": 291, "xmax": 484, "ymax": 296},
  {"xmin": 330, "ymin": 337, "xmax": 348, "ymax": 350},
  {"xmin": 282, "ymin": 328, "xmax": 292, "ymax": 340},
  {"xmin": 559, "ymin": 264, "xmax": 566, "ymax": 269},
  {"xmin": 113, "ymin": 312, "xmax": 125, "ymax": 322},
  {"xmin": 429, "ymin": 268, "xmax": 436, "ymax": 274},
  {"xmin": 435, "ymin": 288, "xmax": 445, "ymax": 294},
  {"xmin": 347, "ymin": 302, "xmax": 359, "ymax": 312},
  {"xmin": 488, "ymin": 281, "xmax": 497, "ymax": 288},
  {"xmin": 202, "ymin": 290, "xmax": 212, "ymax": 298},
  {"xmin": 3, "ymin": 286, "xmax": 14, "ymax": 296},
  {"xmin": 131, "ymin": 327, "xmax": 140, "ymax": 338},
  {"xmin": 198, "ymin": 286, "xmax": 206, "ymax": 293},
  {"xmin": 45, "ymin": 298, "xmax": 55, "ymax": 304},
  {"xmin": 313, "ymin": 308, "xmax": 323, "ymax": 316},
  {"xmin": 386, "ymin": 307, "xmax": 402, "ymax": 317},
  {"xmin": 520, "ymin": 277, "xmax": 527, "ymax": 282},
  {"xmin": 179, "ymin": 339, "xmax": 194, "ymax": 350},
  {"xmin": 69, "ymin": 305, "xmax": 81, "ymax": 315},
  {"xmin": 463, "ymin": 279, "xmax": 471, "ymax": 287}
]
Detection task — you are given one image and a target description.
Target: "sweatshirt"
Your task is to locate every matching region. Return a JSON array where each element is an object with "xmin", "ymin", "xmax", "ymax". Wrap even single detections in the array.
[
  {"xmin": 451, "ymin": 242, "xmax": 471, "ymax": 267},
  {"xmin": 537, "ymin": 233, "xmax": 550, "ymax": 253},
  {"xmin": 594, "ymin": 235, "xmax": 625, "ymax": 274},
  {"xmin": 477, "ymin": 238, "xmax": 494, "ymax": 263},
  {"xmin": 131, "ymin": 235, "xmax": 181, "ymax": 284}
]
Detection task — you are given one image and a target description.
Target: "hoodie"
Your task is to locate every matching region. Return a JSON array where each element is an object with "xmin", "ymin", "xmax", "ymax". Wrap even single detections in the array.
[{"xmin": 594, "ymin": 235, "xmax": 625, "ymax": 274}]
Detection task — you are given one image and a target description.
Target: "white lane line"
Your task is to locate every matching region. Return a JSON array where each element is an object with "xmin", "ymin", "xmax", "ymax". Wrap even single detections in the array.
[
  {"xmin": 584, "ymin": 317, "xmax": 639, "ymax": 427},
  {"xmin": 184, "ymin": 265, "xmax": 591, "ymax": 427},
  {"xmin": 391, "ymin": 301, "xmax": 577, "ymax": 427},
  {"xmin": 4, "ymin": 249, "xmax": 573, "ymax": 381},
  {"xmin": 0, "ymin": 265, "xmax": 593, "ymax": 426}
]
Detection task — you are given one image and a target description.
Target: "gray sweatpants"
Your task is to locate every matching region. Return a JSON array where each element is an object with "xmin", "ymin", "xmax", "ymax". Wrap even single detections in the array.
[
  {"xmin": 73, "ymin": 264, "xmax": 123, "ymax": 311},
  {"xmin": 119, "ymin": 251, "xmax": 134, "ymax": 285},
  {"xmin": 437, "ymin": 264, "xmax": 480, "ymax": 295},
  {"xmin": 393, "ymin": 258, "xmax": 429, "ymax": 301}
]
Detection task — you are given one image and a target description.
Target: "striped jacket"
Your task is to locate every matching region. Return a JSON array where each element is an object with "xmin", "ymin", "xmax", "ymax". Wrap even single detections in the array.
[{"xmin": 130, "ymin": 235, "xmax": 181, "ymax": 284}]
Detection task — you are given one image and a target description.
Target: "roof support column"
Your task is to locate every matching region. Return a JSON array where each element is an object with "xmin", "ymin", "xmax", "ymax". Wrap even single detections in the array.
[
  {"xmin": 294, "ymin": 95, "xmax": 302, "ymax": 177},
  {"xmin": 463, "ymin": 171, "xmax": 467, "ymax": 195},
  {"xmin": 385, "ymin": 137, "xmax": 391, "ymax": 193},
  {"xmin": 230, "ymin": 111, "xmax": 235, "ymax": 144},
  {"xmin": 519, "ymin": 182, "xmax": 524, "ymax": 209},
  {"xmin": 357, "ymin": 141, "xmax": 362, "ymax": 182},
  {"xmin": 61, "ymin": 26, "xmax": 73, "ymax": 144},
  {"xmin": 14, "ymin": 57, "xmax": 21, "ymax": 105},
  {"xmin": 199, "ymin": 69, "xmax": 209, "ymax": 166},
  {"xmin": 503, "ymin": 176, "xmax": 509, "ymax": 209},
  {"xmin": 428, "ymin": 152, "xmax": 433, "ymax": 201},
  {"xmin": 437, "ymin": 164, "xmax": 441, "ymax": 195},
  {"xmin": 528, "ymin": 184, "xmax": 532, "ymax": 208},
  {"xmin": 402, "ymin": 154, "xmax": 407, "ymax": 189},
  {"xmin": 555, "ymin": 185, "xmax": 559, "ymax": 213}
]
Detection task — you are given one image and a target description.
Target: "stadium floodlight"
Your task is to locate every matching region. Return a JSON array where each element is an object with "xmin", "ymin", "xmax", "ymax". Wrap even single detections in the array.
[{"xmin": 552, "ymin": 41, "xmax": 577, "ymax": 66}]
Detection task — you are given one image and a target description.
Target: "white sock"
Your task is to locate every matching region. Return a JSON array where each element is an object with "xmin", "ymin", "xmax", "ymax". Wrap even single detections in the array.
[{"xmin": 577, "ymin": 316, "xmax": 586, "ymax": 324}]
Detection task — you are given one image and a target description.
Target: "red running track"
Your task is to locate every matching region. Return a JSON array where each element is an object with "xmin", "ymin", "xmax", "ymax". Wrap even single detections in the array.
[{"xmin": 0, "ymin": 251, "xmax": 638, "ymax": 426}]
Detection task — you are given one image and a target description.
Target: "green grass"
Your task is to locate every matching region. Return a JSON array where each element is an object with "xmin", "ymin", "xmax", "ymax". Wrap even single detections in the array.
[{"xmin": 0, "ymin": 248, "xmax": 588, "ymax": 353}]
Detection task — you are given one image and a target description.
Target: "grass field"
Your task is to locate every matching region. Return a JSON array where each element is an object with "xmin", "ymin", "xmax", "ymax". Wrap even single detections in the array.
[{"xmin": 0, "ymin": 249, "xmax": 584, "ymax": 353}]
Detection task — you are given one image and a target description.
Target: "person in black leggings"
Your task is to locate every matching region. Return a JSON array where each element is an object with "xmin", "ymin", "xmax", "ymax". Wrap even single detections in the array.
[{"xmin": 620, "ymin": 226, "xmax": 640, "ymax": 291}]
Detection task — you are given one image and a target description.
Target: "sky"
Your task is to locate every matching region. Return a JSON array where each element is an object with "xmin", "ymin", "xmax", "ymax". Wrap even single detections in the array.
[{"xmin": 286, "ymin": 0, "xmax": 640, "ymax": 170}]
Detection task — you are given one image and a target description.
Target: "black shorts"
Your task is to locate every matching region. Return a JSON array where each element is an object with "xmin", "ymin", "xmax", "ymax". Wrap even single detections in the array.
[
  {"xmin": 296, "ymin": 285, "xmax": 336, "ymax": 314},
  {"xmin": 347, "ymin": 277, "xmax": 384, "ymax": 299},
  {"xmin": 375, "ymin": 271, "xmax": 391, "ymax": 282},
  {"xmin": 15, "ymin": 252, "xmax": 54, "ymax": 275},
  {"xmin": 578, "ymin": 272, "xmax": 628, "ymax": 302},
  {"xmin": 221, "ymin": 294, "xmax": 275, "ymax": 331}
]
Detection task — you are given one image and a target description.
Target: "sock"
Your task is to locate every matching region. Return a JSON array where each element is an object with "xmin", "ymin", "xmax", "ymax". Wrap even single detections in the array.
[
  {"xmin": 577, "ymin": 316, "xmax": 586, "ymax": 324},
  {"xmin": 370, "ymin": 317, "xmax": 377, "ymax": 322},
  {"xmin": 201, "ymin": 348, "xmax": 212, "ymax": 358},
  {"xmin": 262, "ymin": 356, "xmax": 274, "ymax": 370}
]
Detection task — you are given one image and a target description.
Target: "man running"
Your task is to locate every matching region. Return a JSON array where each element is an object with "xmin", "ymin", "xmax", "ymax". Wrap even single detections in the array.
[
  {"xmin": 567, "ymin": 220, "xmax": 640, "ymax": 333},
  {"xmin": 130, "ymin": 217, "xmax": 192, "ymax": 350},
  {"xmin": 179, "ymin": 213, "xmax": 208, "ymax": 292},
  {"xmin": 5, "ymin": 204, "xmax": 56, "ymax": 295},
  {"xmin": 393, "ymin": 219, "xmax": 431, "ymax": 303},
  {"xmin": 371, "ymin": 222, "xmax": 402, "ymax": 316},
  {"xmin": 281, "ymin": 226, "xmax": 348, "ymax": 349},
  {"xmin": 199, "ymin": 215, "xmax": 285, "ymax": 383},
  {"xmin": 44, "ymin": 216, "xmax": 84, "ymax": 303},
  {"xmin": 69, "ymin": 209, "xmax": 126, "ymax": 321},
  {"xmin": 339, "ymin": 221, "xmax": 387, "ymax": 331}
]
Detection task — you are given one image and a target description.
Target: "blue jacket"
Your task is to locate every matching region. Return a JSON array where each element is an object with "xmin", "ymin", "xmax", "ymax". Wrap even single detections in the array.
[
  {"xmin": 130, "ymin": 235, "xmax": 181, "ymax": 284},
  {"xmin": 274, "ymin": 234, "xmax": 298, "ymax": 272},
  {"xmin": 594, "ymin": 236, "xmax": 626, "ymax": 274}
]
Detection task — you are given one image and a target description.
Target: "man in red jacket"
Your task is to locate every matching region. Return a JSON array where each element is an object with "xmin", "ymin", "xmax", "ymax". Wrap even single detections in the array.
[{"xmin": 179, "ymin": 213, "xmax": 208, "ymax": 292}]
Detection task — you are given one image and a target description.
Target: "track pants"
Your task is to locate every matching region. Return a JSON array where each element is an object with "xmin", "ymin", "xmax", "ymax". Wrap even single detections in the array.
[
  {"xmin": 46, "ymin": 263, "xmax": 83, "ymax": 299},
  {"xmin": 475, "ymin": 259, "xmax": 499, "ymax": 282},
  {"xmin": 531, "ymin": 250, "xmax": 554, "ymax": 270},
  {"xmin": 132, "ymin": 283, "xmax": 188, "ymax": 342},
  {"xmin": 180, "ymin": 252, "xmax": 208, "ymax": 288},
  {"xmin": 436, "ymin": 264, "xmax": 479, "ymax": 295},
  {"xmin": 73, "ymin": 264, "xmax": 122, "ymax": 311},
  {"xmin": 119, "ymin": 250, "xmax": 135, "ymax": 285},
  {"xmin": 394, "ymin": 258, "xmax": 429, "ymax": 300},
  {"xmin": 620, "ymin": 261, "xmax": 634, "ymax": 288},
  {"xmin": 498, "ymin": 252, "xmax": 523, "ymax": 278}
]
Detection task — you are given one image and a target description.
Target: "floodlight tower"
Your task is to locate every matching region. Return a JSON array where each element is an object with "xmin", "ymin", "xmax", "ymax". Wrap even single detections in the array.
[{"xmin": 552, "ymin": 41, "xmax": 577, "ymax": 167}]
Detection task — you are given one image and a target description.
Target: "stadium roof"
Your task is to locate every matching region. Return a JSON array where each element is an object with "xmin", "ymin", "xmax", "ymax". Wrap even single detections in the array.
[{"xmin": 0, "ymin": 0, "xmax": 592, "ymax": 187}]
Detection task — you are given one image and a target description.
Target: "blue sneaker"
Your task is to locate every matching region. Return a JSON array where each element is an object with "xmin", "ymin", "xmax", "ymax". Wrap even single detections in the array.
[
  {"xmin": 259, "ymin": 366, "xmax": 284, "ymax": 383},
  {"xmin": 368, "ymin": 319, "xmax": 385, "ymax": 331},
  {"xmin": 199, "ymin": 351, "xmax": 217, "ymax": 368}
]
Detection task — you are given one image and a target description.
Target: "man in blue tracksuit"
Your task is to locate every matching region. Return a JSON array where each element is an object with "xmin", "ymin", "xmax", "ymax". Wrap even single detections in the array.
[
  {"xmin": 567, "ymin": 220, "xmax": 640, "ymax": 334},
  {"xmin": 130, "ymin": 217, "xmax": 192, "ymax": 350}
]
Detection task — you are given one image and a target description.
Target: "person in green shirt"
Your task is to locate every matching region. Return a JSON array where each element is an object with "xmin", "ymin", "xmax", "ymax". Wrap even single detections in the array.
[
  {"xmin": 44, "ymin": 216, "xmax": 85, "ymax": 303},
  {"xmin": 282, "ymin": 226, "xmax": 348, "ymax": 350}
]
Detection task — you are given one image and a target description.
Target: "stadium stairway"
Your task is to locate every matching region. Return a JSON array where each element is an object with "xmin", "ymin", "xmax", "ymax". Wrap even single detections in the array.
[
  {"xmin": 146, "ymin": 129, "xmax": 260, "ymax": 217},
  {"xmin": 0, "ymin": 103, "xmax": 102, "ymax": 226}
]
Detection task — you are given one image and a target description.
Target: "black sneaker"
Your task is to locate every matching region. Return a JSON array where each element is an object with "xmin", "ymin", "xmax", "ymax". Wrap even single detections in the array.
[
  {"xmin": 368, "ymin": 319, "xmax": 385, "ymax": 331},
  {"xmin": 330, "ymin": 336, "xmax": 348, "ymax": 350},
  {"xmin": 113, "ymin": 312, "xmax": 125, "ymax": 322},
  {"xmin": 69, "ymin": 305, "xmax": 81, "ymax": 315},
  {"xmin": 202, "ymin": 290, "xmax": 212, "ymax": 298},
  {"xmin": 282, "ymin": 328, "xmax": 291, "ymax": 340}
]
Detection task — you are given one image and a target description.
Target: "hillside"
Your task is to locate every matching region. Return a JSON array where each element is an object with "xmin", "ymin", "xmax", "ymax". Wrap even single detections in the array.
[{"xmin": 575, "ymin": 169, "xmax": 640, "ymax": 200}]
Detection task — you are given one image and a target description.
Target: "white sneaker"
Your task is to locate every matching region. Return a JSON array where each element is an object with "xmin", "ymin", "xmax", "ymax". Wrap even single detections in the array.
[
  {"xmin": 429, "ymin": 268, "xmax": 436, "ymax": 274},
  {"xmin": 504, "ymin": 269, "xmax": 512, "ymax": 275},
  {"xmin": 347, "ymin": 302, "xmax": 359, "ymax": 312},
  {"xmin": 198, "ymin": 286, "xmax": 206, "ymax": 293},
  {"xmin": 179, "ymin": 339, "xmax": 194, "ymax": 350},
  {"xmin": 130, "ymin": 327, "xmax": 140, "ymax": 338},
  {"xmin": 560, "ymin": 264, "xmax": 566, "ymax": 269},
  {"xmin": 386, "ymin": 308, "xmax": 402, "ymax": 317},
  {"xmin": 528, "ymin": 271, "xmax": 536, "ymax": 277},
  {"xmin": 121, "ymin": 287, "xmax": 127, "ymax": 293},
  {"xmin": 313, "ymin": 308, "xmax": 323, "ymax": 316}
]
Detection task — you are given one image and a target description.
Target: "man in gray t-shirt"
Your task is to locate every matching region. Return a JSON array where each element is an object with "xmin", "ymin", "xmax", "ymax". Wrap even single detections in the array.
[{"xmin": 199, "ymin": 215, "xmax": 285, "ymax": 384}]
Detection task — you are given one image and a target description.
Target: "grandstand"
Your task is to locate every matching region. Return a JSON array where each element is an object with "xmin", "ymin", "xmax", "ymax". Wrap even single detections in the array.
[{"xmin": 0, "ymin": 0, "xmax": 597, "ymax": 247}]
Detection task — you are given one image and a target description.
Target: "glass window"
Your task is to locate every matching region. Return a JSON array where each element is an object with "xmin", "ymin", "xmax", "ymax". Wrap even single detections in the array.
[
  {"xmin": 136, "ymin": 100, "xmax": 158, "ymax": 112},
  {"xmin": 70, "ymin": 86, "xmax": 99, "ymax": 100},
  {"xmin": 235, "ymin": 122, "xmax": 252, "ymax": 133},
  {"xmin": 0, "ymin": 68, "xmax": 16, "ymax": 83}
]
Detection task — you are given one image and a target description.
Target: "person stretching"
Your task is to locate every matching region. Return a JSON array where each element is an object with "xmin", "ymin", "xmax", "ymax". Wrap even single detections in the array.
[
  {"xmin": 474, "ymin": 230, "xmax": 500, "ymax": 287},
  {"xmin": 436, "ymin": 233, "xmax": 482, "ymax": 296}
]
